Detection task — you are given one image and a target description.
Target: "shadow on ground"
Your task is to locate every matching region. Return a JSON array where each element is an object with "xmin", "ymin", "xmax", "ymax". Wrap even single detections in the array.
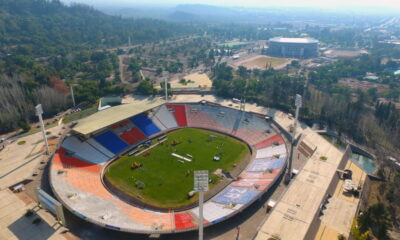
[{"xmin": 8, "ymin": 214, "xmax": 56, "ymax": 240}]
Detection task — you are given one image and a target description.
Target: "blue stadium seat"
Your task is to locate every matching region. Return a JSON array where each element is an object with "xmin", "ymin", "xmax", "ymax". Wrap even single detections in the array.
[
  {"xmin": 94, "ymin": 131, "xmax": 128, "ymax": 154},
  {"xmin": 130, "ymin": 113, "xmax": 161, "ymax": 136}
]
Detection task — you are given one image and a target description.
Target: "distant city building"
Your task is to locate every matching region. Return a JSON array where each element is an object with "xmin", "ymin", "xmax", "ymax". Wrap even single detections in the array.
[
  {"xmin": 364, "ymin": 72, "xmax": 380, "ymax": 82},
  {"xmin": 267, "ymin": 37, "xmax": 319, "ymax": 59}
]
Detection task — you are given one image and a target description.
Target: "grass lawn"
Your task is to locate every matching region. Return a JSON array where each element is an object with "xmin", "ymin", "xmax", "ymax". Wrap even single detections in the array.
[
  {"xmin": 62, "ymin": 105, "xmax": 97, "ymax": 124},
  {"xmin": 104, "ymin": 128, "xmax": 250, "ymax": 209}
]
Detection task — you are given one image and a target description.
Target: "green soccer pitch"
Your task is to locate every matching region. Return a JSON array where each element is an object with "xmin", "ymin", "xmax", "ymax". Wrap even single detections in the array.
[{"xmin": 104, "ymin": 128, "xmax": 250, "ymax": 209}]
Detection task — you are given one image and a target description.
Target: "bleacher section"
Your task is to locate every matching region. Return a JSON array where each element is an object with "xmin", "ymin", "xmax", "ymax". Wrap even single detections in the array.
[
  {"xmin": 255, "ymin": 144, "xmax": 287, "ymax": 159},
  {"xmin": 151, "ymin": 105, "xmax": 178, "ymax": 129},
  {"xmin": 110, "ymin": 120, "xmax": 135, "ymax": 135},
  {"xmin": 129, "ymin": 128, "xmax": 146, "ymax": 141},
  {"xmin": 87, "ymin": 138, "xmax": 115, "ymax": 158},
  {"xmin": 52, "ymin": 103, "xmax": 288, "ymax": 234},
  {"xmin": 119, "ymin": 131, "xmax": 137, "ymax": 145},
  {"xmin": 147, "ymin": 107, "xmax": 167, "ymax": 131},
  {"xmin": 254, "ymin": 134, "xmax": 285, "ymax": 149},
  {"xmin": 247, "ymin": 158, "xmax": 286, "ymax": 172},
  {"xmin": 233, "ymin": 113, "xmax": 274, "ymax": 145},
  {"xmin": 195, "ymin": 105, "xmax": 242, "ymax": 133},
  {"xmin": 130, "ymin": 113, "xmax": 161, "ymax": 136},
  {"xmin": 185, "ymin": 104, "xmax": 222, "ymax": 131},
  {"xmin": 166, "ymin": 104, "xmax": 187, "ymax": 126},
  {"xmin": 54, "ymin": 148, "xmax": 101, "ymax": 172},
  {"xmin": 94, "ymin": 131, "xmax": 128, "ymax": 154},
  {"xmin": 61, "ymin": 136, "xmax": 111, "ymax": 165}
]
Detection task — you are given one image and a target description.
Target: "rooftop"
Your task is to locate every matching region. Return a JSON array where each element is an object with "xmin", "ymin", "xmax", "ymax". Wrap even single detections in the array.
[
  {"xmin": 73, "ymin": 99, "xmax": 165, "ymax": 136},
  {"xmin": 255, "ymin": 125, "xmax": 347, "ymax": 240},
  {"xmin": 315, "ymin": 160, "xmax": 367, "ymax": 239},
  {"xmin": 99, "ymin": 96, "xmax": 122, "ymax": 108},
  {"xmin": 269, "ymin": 37, "xmax": 319, "ymax": 44}
]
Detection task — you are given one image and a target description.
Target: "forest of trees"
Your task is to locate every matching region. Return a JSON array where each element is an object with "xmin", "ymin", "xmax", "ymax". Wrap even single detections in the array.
[
  {"xmin": 212, "ymin": 63, "xmax": 304, "ymax": 112},
  {"xmin": 0, "ymin": 0, "xmax": 203, "ymax": 133},
  {"xmin": 211, "ymin": 54, "xmax": 400, "ymax": 153},
  {"xmin": 0, "ymin": 0, "xmax": 199, "ymax": 56}
]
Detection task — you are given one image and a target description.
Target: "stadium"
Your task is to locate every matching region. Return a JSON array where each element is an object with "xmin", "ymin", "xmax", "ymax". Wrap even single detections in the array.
[
  {"xmin": 267, "ymin": 37, "xmax": 319, "ymax": 59},
  {"xmin": 49, "ymin": 100, "xmax": 288, "ymax": 234}
]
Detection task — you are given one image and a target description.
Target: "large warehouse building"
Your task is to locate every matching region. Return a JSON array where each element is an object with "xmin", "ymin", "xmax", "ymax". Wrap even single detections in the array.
[{"xmin": 267, "ymin": 37, "xmax": 319, "ymax": 58}]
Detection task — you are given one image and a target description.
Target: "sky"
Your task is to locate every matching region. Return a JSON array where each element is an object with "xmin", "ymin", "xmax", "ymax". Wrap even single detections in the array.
[{"xmin": 63, "ymin": 0, "xmax": 400, "ymax": 10}]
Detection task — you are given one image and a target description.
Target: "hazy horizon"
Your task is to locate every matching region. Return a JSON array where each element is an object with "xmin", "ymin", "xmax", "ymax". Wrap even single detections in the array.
[{"xmin": 62, "ymin": 0, "xmax": 400, "ymax": 12}]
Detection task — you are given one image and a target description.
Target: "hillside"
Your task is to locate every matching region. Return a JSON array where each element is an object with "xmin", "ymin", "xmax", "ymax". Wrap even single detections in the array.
[
  {"xmin": 0, "ymin": 0, "xmax": 196, "ymax": 56},
  {"xmin": 0, "ymin": 0, "xmax": 198, "ymax": 133}
]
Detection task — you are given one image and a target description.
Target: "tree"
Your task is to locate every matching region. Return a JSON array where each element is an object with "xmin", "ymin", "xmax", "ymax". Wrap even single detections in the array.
[
  {"xmin": 18, "ymin": 120, "xmax": 31, "ymax": 133},
  {"xmin": 358, "ymin": 203, "xmax": 392, "ymax": 240},
  {"xmin": 367, "ymin": 87, "xmax": 378, "ymax": 101},
  {"xmin": 337, "ymin": 234, "xmax": 346, "ymax": 240},
  {"xmin": 238, "ymin": 66, "xmax": 248, "ymax": 78},
  {"xmin": 156, "ymin": 67, "xmax": 163, "ymax": 76},
  {"xmin": 136, "ymin": 80, "xmax": 154, "ymax": 96},
  {"xmin": 128, "ymin": 60, "xmax": 141, "ymax": 74}
]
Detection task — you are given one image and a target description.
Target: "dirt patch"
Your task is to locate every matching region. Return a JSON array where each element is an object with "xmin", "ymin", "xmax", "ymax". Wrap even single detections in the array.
[
  {"xmin": 338, "ymin": 78, "xmax": 389, "ymax": 94},
  {"xmin": 230, "ymin": 54, "xmax": 291, "ymax": 70},
  {"xmin": 324, "ymin": 49, "xmax": 369, "ymax": 58},
  {"xmin": 170, "ymin": 73, "xmax": 212, "ymax": 89}
]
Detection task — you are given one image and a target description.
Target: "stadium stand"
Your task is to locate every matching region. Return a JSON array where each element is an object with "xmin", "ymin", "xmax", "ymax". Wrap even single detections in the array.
[
  {"xmin": 190, "ymin": 201, "xmax": 242, "ymax": 224},
  {"xmin": 255, "ymin": 145, "xmax": 287, "ymax": 159},
  {"xmin": 54, "ymin": 148, "xmax": 101, "ymax": 172},
  {"xmin": 149, "ymin": 117, "xmax": 167, "ymax": 132},
  {"xmin": 174, "ymin": 213, "xmax": 197, "ymax": 230},
  {"xmin": 86, "ymin": 138, "xmax": 115, "ymax": 158},
  {"xmin": 201, "ymin": 105, "xmax": 243, "ymax": 132},
  {"xmin": 119, "ymin": 131, "xmax": 138, "ymax": 145},
  {"xmin": 129, "ymin": 128, "xmax": 146, "ymax": 141},
  {"xmin": 254, "ymin": 134, "xmax": 285, "ymax": 149},
  {"xmin": 235, "ymin": 115, "xmax": 271, "ymax": 142},
  {"xmin": 213, "ymin": 186, "xmax": 260, "ymax": 205},
  {"xmin": 130, "ymin": 113, "xmax": 161, "ymax": 136},
  {"xmin": 147, "ymin": 108, "xmax": 167, "ymax": 132},
  {"xmin": 152, "ymin": 105, "xmax": 178, "ymax": 129},
  {"xmin": 110, "ymin": 120, "xmax": 135, "ymax": 135},
  {"xmin": 94, "ymin": 131, "xmax": 129, "ymax": 154},
  {"xmin": 231, "ymin": 178, "xmax": 273, "ymax": 191},
  {"xmin": 185, "ymin": 104, "xmax": 222, "ymax": 131},
  {"xmin": 51, "ymin": 102, "xmax": 288, "ymax": 234},
  {"xmin": 246, "ymin": 158, "xmax": 286, "ymax": 172},
  {"xmin": 61, "ymin": 136, "xmax": 111, "ymax": 165},
  {"xmin": 166, "ymin": 104, "xmax": 188, "ymax": 126}
]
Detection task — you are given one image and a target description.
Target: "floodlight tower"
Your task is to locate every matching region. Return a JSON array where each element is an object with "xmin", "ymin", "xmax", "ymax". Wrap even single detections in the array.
[
  {"xmin": 285, "ymin": 94, "xmax": 302, "ymax": 184},
  {"xmin": 35, "ymin": 104, "xmax": 50, "ymax": 155},
  {"xmin": 164, "ymin": 78, "xmax": 168, "ymax": 101},
  {"xmin": 240, "ymin": 78, "xmax": 250, "ymax": 112},
  {"xmin": 194, "ymin": 170, "xmax": 209, "ymax": 240},
  {"xmin": 70, "ymin": 84, "xmax": 76, "ymax": 108}
]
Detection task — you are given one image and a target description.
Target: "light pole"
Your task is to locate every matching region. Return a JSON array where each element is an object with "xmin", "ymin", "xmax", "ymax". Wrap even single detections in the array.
[
  {"xmin": 164, "ymin": 78, "xmax": 168, "ymax": 101},
  {"xmin": 285, "ymin": 94, "xmax": 302, "ymax": 184},
  {"xmin": 35, "ymin": 104, "xmax": 49, "ymax": 155},
  {"xmin": 194, "ymin": 170, "xmax": 209, "ymax": 240},
  {"xmin": 70, "ymin": 84, "xmax": 76, "ymax": 108}
]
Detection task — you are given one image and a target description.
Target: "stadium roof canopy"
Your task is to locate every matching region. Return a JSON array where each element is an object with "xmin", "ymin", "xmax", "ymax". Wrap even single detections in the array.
[
  {"xmin": 73, "ymin": 99, "xmax": 165, "ymax": 136},
  {"xmin": 269, "ymin": 37, "xmax": 319, "ymax": 44}
]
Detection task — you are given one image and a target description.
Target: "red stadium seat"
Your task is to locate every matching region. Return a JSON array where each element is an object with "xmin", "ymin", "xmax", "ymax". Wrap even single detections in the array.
[
  {"xmin": 167, "ymin": 104, "xmax": 187, "ymax": 126},
  {"xmin": 55, "ymin": 147, "xmax": 101, "ymax": 172},
  {"xmin": 129, "ymin": 128, "xmax": 146, "ymax": 141},
  {"xmin": 119, "ymin": 132, "xmax": 138, "ymax": 144}
]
